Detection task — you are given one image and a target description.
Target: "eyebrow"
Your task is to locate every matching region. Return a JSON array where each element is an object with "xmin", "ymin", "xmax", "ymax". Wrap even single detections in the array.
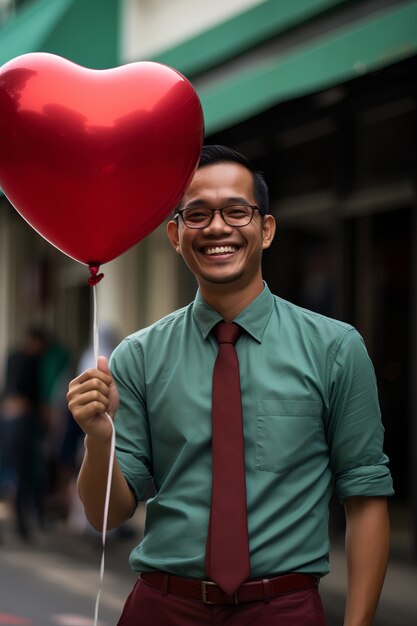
[{"xmin": 184, "ymin": 196, "xmax": 250, "ymax": 209}]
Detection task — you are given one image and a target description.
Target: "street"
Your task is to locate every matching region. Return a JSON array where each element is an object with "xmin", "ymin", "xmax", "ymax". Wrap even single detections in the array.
[
  {"xmin": 0, "ymin": 527, "xmax": 136, "ymax": 626},
  {"xmin": 1, "ymin": 506, "xmax": 416, "ymax": 626},
  {"xmin": 0, "ymin": 497, "xmax": 140, "ymax": 626}
]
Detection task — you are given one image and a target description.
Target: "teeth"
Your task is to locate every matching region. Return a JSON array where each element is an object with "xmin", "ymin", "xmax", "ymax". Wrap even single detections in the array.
[{"xmin": 205, "ymin": 246, "xmax": 237, "ymax": 255}]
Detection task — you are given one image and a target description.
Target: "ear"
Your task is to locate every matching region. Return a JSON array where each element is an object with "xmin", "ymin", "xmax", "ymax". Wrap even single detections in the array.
[
  {"xmin": 261, "ymin": 214, "xmax": 276, "ymax": 250},
  {"xmin": 167, "ymin": 219, "xmax": 181, "ymax": 254}
]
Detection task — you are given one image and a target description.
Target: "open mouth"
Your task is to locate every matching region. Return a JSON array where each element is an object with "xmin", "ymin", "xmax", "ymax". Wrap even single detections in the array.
[{"xmin": 203, "ymin": 245, "xmax": 239, "ymax": 256}]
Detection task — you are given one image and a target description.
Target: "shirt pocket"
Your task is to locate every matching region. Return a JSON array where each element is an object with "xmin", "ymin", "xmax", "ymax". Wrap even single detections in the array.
[{"xmin": 255, "ymin": 399, "xmax": 323, "ymax": 475}]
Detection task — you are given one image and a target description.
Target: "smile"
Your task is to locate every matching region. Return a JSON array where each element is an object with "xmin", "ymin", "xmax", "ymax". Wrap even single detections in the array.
[{"xmin": 204, "ymin": 245, "xmax": 239, "ymax": 256}]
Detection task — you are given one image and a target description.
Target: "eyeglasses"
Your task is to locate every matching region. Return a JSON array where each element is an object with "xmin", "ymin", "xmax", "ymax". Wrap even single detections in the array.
[{"xmin": 174, "ymin": 204, "xmax": 260, "ymax": 229}]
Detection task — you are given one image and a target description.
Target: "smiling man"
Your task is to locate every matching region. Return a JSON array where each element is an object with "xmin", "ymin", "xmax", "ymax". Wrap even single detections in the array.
[
  {"xmin": 67, "ymin": 145, "xmax": 393, "ymax": 626},
  {"xmin": 167, "ymin": 150, "xmax": 275, "ymax": 314}
]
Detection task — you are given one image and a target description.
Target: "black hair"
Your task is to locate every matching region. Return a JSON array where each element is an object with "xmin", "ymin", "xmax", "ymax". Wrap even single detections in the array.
[{"xmin": 198, "ymin": 145, "xmax": 269, "ymax": 214}]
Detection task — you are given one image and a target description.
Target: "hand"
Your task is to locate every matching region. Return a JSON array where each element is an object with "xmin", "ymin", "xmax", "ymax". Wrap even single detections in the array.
[{"xmin": 67, "ymin": 356, "xmax": 119, "ymax": 443}]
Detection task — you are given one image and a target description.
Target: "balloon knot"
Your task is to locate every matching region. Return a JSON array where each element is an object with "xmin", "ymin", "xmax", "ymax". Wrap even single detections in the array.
[{"xmin": 88, "ymin": 264, "xmax": 104, "ymax": 286}]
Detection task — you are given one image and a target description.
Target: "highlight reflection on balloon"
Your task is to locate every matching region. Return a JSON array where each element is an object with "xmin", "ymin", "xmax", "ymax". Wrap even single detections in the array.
[{"xmin": 0, "ymin": 53, "xmax": 205, "ymax": 266}]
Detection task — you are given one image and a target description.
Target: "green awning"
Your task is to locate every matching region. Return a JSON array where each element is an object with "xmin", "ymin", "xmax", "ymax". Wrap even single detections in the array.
[
  {"xmin": 153, "ymin": 0, "xmax": 347, "ymax": 78},
  {"xmin": 0, "ymin": 0, "xmax": 120, "ymax": 70},
  {"xmin": 198, "ymin": 1, "xmax": 417, "ymax": 135},
  {"xmin": 0, "ymin": 0, "xmax": 74, "ymax": 67}
]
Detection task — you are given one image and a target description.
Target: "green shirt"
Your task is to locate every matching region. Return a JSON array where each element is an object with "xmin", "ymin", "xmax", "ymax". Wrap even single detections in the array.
[{"xmin": 111, "ymin": 284, "xmax": 393, "ymax": 579}]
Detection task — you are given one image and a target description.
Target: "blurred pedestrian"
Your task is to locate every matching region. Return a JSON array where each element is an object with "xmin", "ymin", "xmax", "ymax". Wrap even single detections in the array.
[
  {"xmin": 0, "ymin": 326, "xmax": 47, "ymax": 540},
  {"xmin": 37, "ymin": 332, "xmax": 74, "ymax": 519}
]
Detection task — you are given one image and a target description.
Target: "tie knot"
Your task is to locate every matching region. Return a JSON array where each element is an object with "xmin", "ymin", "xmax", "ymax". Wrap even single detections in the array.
[{"xmin": 214, "ymin": 321, "xmax": 242, "ymax": 346}]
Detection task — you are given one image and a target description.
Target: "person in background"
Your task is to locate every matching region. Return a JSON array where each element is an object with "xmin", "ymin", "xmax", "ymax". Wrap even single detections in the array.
[
  {"xmin": 67, "ymin": 145, "xmax": 393, "ymax": 626},
  {"xmin": 38, "ymin": 332, "xmax": 71, "ymax": 518},
  {"xmin": 0, "ymin": 326, "xmax": 47, "ymax": 540}
]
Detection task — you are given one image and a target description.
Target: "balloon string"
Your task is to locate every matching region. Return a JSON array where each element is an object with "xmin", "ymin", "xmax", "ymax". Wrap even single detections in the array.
[
  {"xmin": 92, "ymin": 283, "xmax": 116, "ymax": 626},
  {"xmin": 93, "ymin": 284, "xmax": 99, "ymax": 366}
]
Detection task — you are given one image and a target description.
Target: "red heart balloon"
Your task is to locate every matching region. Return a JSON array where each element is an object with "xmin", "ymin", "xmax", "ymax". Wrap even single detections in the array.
[{"xmin": 0, "ymin": 53, "xmax": 204, "ymax": 267}]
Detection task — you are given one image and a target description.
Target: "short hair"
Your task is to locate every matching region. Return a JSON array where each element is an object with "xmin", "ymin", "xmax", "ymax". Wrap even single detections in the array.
[{"xmin": 198, "ymin": 145, "xmax": 269, "ymax": 214}]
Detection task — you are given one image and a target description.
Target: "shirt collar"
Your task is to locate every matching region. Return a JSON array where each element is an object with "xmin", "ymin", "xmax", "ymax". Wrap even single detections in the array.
[{"xmin": 193, "ymin": 283, "xmax": 274, "ymax": 343}]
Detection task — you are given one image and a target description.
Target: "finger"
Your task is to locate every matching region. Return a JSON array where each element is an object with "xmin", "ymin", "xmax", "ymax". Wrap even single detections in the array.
[
  {"xmin": 68, "ymin": 394, "xmax": 110, "ymax": 420},
  {"xmin": 97, "ymin": 355, "xmax": 111, "ymax": 376},
  {"xmin": 69, "ymin": 367, "xmax": 113, "ymax": 387},
  {"xmin": 80, "ymin": 399, "xmax": 108, "ymax": 416},
  {"xmin": 70, "ymin": 377, "xmax": 111, "ymax": 398},
  {"xmin": 71, "ymin": 389, "xmax": 110, "ymax": 408}
]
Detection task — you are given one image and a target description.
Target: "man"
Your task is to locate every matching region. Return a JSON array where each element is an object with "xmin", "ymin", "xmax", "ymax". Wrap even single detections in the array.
[{"xmin": 67, "ymin": 145, "xmax": 393, "ymax": 626}]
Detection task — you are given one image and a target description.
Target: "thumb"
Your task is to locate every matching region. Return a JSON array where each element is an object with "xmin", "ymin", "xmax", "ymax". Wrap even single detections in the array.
[{"xmin": 97, "ymin": 355, "xmax": 111, "ymax": 375}]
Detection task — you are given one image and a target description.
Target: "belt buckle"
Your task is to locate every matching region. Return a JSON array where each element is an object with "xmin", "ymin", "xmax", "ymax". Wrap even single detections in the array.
[
  {"xmin": 201, "ymin": 581, "xmax": 240, "ymax": 605},
  {"xmin": 201, "ymin": 580, "xmax": 217, "ymax": 604}
]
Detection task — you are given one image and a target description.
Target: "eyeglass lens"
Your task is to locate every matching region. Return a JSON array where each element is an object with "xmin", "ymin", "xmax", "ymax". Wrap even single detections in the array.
[{"xmin": 182, "ymin": 205, "xmax": 254, "ymax": 227}]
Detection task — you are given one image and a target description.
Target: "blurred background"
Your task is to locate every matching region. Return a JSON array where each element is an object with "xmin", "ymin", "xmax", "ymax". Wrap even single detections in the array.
[{"xmin": 0, "ymin": 1, "xmax": 416, "ymax": 625}]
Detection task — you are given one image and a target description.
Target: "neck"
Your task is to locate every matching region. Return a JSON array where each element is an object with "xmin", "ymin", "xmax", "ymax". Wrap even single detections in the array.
[{"xmin": 199, "ymin": 276, "xmax": 264, "ymax": 322}]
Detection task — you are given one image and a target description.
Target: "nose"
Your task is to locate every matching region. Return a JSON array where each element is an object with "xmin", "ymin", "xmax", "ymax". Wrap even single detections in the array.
[{"xmin": 203, "ymin": 209, "xmax": 232, "ymax": 234}]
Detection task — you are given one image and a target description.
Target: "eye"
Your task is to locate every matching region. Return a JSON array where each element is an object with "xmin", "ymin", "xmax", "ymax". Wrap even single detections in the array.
[
  {"xmin": 224, "ymin": 205, "xmax": 250, "ymax": 218},
  {"xmin": 184, "ymin": 208, "xmax": 210, "ymax": 222}
]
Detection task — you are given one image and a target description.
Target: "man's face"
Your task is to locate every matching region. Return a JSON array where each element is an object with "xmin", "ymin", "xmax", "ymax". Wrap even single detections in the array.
[{"xmin": 167, "ymin": 162, "xmax": 275, "ymax": 292}]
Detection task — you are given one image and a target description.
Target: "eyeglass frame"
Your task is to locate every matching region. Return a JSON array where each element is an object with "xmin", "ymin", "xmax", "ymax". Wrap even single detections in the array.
[{"xmin": 174, "ymin": 204, "xmax": 261, "ymax": 229}]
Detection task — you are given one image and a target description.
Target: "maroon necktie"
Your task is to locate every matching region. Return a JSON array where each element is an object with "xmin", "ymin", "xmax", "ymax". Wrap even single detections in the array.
[{"xmin": 205, "ymin": 321, "xmax": 250, "ymax": 595}]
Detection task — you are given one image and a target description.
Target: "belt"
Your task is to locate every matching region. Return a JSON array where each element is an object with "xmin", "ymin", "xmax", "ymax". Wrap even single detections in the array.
[{"xmin": 140, "ymin": 571, "xmax": 318, "ymax": 605}]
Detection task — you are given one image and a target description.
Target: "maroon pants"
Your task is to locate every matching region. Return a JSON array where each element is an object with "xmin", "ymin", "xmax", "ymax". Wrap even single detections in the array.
[{"xmin": 117, "ymin": 579, "xmax": 328, "ymax": 626}]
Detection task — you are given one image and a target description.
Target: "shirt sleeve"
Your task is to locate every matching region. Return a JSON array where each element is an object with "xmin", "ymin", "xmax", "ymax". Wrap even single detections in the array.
[
  {"xmin": 326, "ymin": 328, "xmax": 394, "ymax": 501},
  {"xmin": 110, "ymin": 338, "xmax": 153, "ymax": 502}
]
